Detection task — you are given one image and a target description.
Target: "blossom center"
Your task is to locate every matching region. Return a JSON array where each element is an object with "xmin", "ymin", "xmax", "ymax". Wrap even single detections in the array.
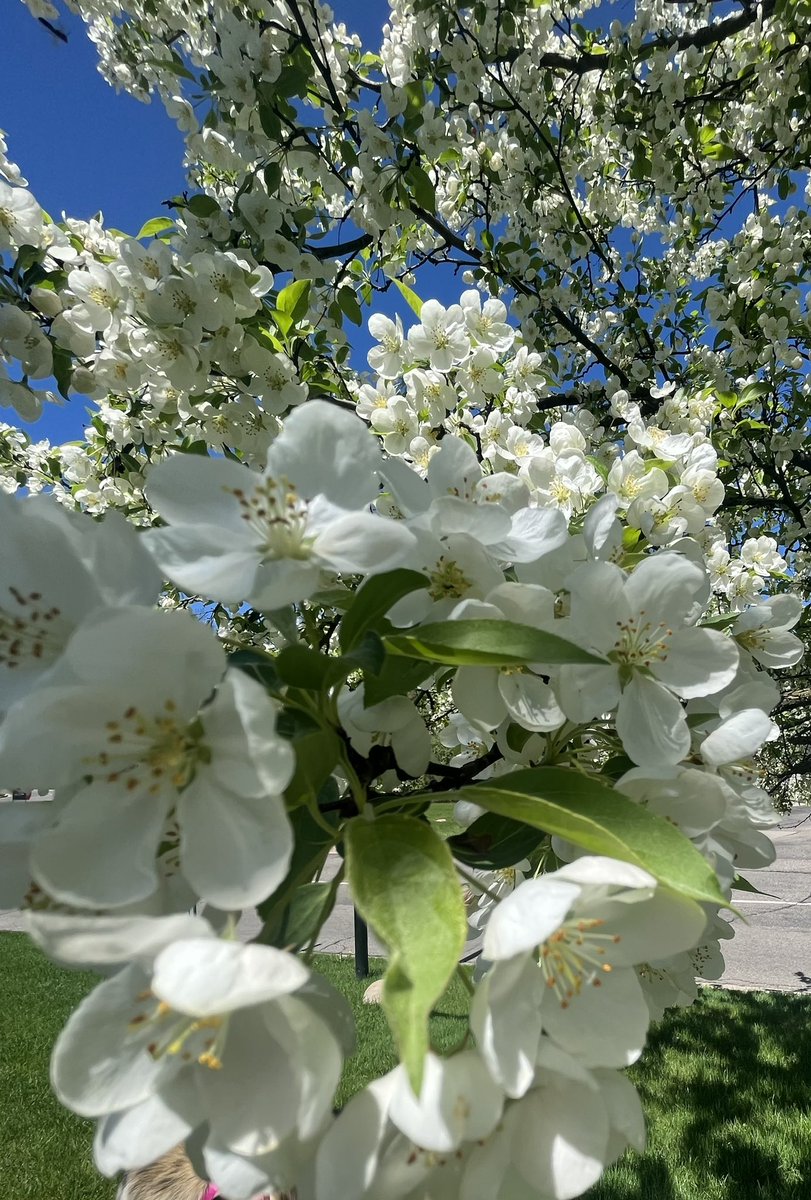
[
  {"xmin": 428, "ymin": 556, "xmax": 471, "ymax": 600},
  {"xmin": 88, "ymin": 285, "xmax": 119, "ymax": 312},
  {"xmin": 129, "ymin": 988, "xmax": 228, "ymax": 1070},
  {"xmin": 736, "ymin": 629, "xmax": 767, "ymax": 653},
  {"xmin": 539, "ymin": 917, "xmax": 620, "ymax": 1007},
  {"xmin": 0, "ymin": 586, "xmax": 65, "ymax": 671},
  {"xmin": 609, "ymin": 610, "xmax": 672, "ymax": 670},
  {"xmin": 86, "ymin": 700, "xmax": 207, "ymax": 794},
  {"xmin": 230, "ymin": 478, "xmax": 314, "ymax": 561}
]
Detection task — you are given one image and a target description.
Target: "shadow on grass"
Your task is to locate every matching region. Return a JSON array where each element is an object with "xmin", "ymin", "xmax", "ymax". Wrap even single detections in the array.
[
  {"xmin": 3, "ymin": 934, "xmax": 810, "ymax": 1200},
  {"xmin": 589, "ymin": 989, "xmax": 811, "ymax": 1200}
]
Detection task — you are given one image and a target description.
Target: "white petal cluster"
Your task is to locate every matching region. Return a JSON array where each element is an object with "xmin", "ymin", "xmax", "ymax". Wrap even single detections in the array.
[{"xmin": 4, "ymin": 2, "xmax": 809, "ymax": 1195}]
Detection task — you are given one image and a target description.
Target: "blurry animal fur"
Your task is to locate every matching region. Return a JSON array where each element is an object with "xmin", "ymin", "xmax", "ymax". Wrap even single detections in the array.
[
  {"xmin": 116, "ymin": 1144, "xmax": 287, "ymax": 1200},
  {"xmin": 115, "ymin": 1145, "xmax": 210, "ymax": 1200}
]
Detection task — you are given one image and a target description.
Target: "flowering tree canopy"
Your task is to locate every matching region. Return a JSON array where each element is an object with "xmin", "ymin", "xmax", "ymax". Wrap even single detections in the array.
[{"xmin": 1, "ymin": 0, "xmax": 809, "ymax": 1197}]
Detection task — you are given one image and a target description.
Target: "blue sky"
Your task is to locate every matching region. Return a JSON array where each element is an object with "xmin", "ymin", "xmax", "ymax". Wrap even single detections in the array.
[{"xmin": 2, "ymin": 1, "xmax": 405, "ymax": 446}]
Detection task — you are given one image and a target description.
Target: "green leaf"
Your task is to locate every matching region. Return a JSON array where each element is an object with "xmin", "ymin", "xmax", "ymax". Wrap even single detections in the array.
[
  {"xmin": 275, "ymin": 638, "xmax": 384, "ymax": 692},
  {"xmin": 385, "ymin": 619, "xmax": 606, "ymax": 667},
  {"xmin": 448, "ymin": 811, "xmax": 545, "ymax": 870},
  {"xmin": 51, "ymin": 345, "xmax": 73, "ymax": 401},
  {"xmin": 346, "ymin": 815, "xmax": 466, "ymax": 1091},
  {"xmin": 256, "ymin": 801, "xmax": 338, "ymax": 941},
  {"xmin": 432, "ymin": 767, "xmax": 726, "ymax": 905},
  {"xmin": 276, "ymin": 645, "xmax": 336, "ymax": 690},
  {"xmin": 136, "ymin": 216, "xmax": 175, "ymax": 239},
  {"xmin": 272, "ymin": 309, "xmax": 295, "ymax": 337},
  {"xmin": 258, "ymin": 98, "xmax": 282, "ymax": 141},
  {"xmin": 405, "ymin": 162, "xmax": 436, "ymax": 213},
  {"xmin": 393, "ymin": 278, "xmax": 424, "ymax": 317},
  {"xmin": 340, "ymin": 570, "xmax": 429, "ymax": 652},
  {"xmin": 228, "ymin": 648, "xmax": 281, "ymax": 692},
  {"xmin": 186, "ymin": 194, "xmax": 220, "ymax": 219},
  {"xmin": 337, "ymin": 286, "xmax": 363, "ymax": 326},
  {"xmin": 275, "ymin": 880, "xmax": 340, "ymax": 950},
  {"xmin": 733, "ymin": 873, "xmax": 776, "ymax": 898},
  {"xmin": 363, "ymin": 656, "xmax": 436, "ymax": 706},
  {"xmin": 401, "ymin": 81, "xmax": 426, "ymax": 134},
  {"xmin": 277, "ymin": 279, "xmax": 312, "ymax": 321},
  {"xmin": 264, "ymin": 162, "xmax": 282, "ymax": 194},
  {"xmin": 342, "ymin": 630, "xmax": 386, "ymax": 678},
  {"xmin": 699, "ymin": 612, "xmax": 739, "ymax": 631},
  {"xmin": 285, "ymin": 727, "xmax": 342, "ymax": 808}
]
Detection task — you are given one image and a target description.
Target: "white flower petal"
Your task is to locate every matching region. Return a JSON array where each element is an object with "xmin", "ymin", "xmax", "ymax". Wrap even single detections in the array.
[
  {"xmin": 145, "ymin": 524, "xmax": 261, "ymax": 603},
  {"xmin": 493, "ymin": 507, "xmax": 569, "ymax": 564},
  {"xmin": 267, "ymin": 400, "xmax": 382, "ymax": 508},
  {"xmin": 316, "ymin": 1075, "xmax": 397, "ymax": 1200},
  {"xmin": 470, "ymin": 955, "xmax": 544, "ymax": 1098},
  {"xmin": 453, "ymin": 666, "xmax": 504, "ymax": 730},
  {"xmin": 52, "ymin": 964, "xmax": 181, "ymax": 1116},
  {"xmin": 483, "ymin": 878, "xmax": 581, "ymax": 961},
  {"xmin": 27, "ymin": 911, "xmax": 211, "ymax": 969},
  {"xmin": 93, "ymin": 1077, "xmax": 203, "ymax": 1174},
  {"xmin": 592, "ymin": 1069, "xmax": 646, "ymax": 1158},
  {"xmin": 146, "ymin": 454, "xmax": 258, "ymax": 532},
  {"xmin": 203, "ymin": 1006, "xmax": 300, "ymax": 1155},
  {"xmin": 180, "ymin": 778, "xmax": 293, "ymax": 909},
  {"xmin": 31, "ymin": 779, "xmax": 168, "ymax": 908},
  {"xmin": 389, "ymin": 1051, "xmax": 504, "ymax": 1152},
  {"xmin": 152, "ymin": 939, "xmax": 309, "ymax": 1016},
  {"xmin": 616, "ymin": 675, "xmax": 690, "ymax": 767},
  {"xmin": 511, "ymin": 1081, "xmax": 609, "ymax": 1200},
  {"xmin": 652, "ymin": 627, "xmax": 739, "ymax": 698},
  {"xmin": 315, "ymin": 509, "xmax": 416, "ymax": 574},
  {"xmin": 624, "ymin": 553, "xmax": 705, "ymax": 628},
  {"xmin": 498, "ymin": 672, "xmax": 565, "ymax": 732},
  {"xmin": 700, "ymin": 709, "xmax": 775, "ymax": 767},
  {"xmin": 556, "ymin": 663, "xmax": 621, "ymax": 723},
  {"xmin": 540, "ymin": 966, "xmax": 650, "ymax": 1068}
]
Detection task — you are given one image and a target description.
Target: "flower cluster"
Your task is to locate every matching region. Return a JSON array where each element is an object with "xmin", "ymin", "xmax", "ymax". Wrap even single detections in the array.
[
  {"xmin": 2, "ymin": 0, "xmax": 809, "ymax": 1195},
  {"xmin": 0, "ymin": 295, "xmax": 799, "ymax": 1194}
]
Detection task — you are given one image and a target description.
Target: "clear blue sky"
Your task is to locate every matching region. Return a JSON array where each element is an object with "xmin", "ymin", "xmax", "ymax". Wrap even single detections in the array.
[{"xmin": 0, "ymin": 2, "xmax": 458, "ymax": 447}]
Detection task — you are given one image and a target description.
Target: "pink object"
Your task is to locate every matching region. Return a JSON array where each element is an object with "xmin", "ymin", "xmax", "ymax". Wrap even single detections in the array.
[{"xmin": 201, "ymin": 1185, "xmax": 272, "ymax": 1199}]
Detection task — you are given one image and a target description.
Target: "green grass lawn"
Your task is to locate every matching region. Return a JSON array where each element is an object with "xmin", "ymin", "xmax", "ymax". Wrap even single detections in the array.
[{"xmin": 2, "ymin": 931, "xmax": 810, "ymax": 1199}]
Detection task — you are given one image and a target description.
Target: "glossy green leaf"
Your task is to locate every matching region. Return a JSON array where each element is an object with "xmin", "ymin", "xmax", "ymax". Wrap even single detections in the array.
[
  {"xmin": 256, "ymin": 801, "xmax": 338, "ymax": 943},
  {"xmin": 393, "ymin": 278, "xmax": 424, "ymax": 317},
  {"xmin": 346, "ymin": 815, "xmax": 466, "ymax": 1090},
  {"xmin": 228, "ymin": 648, "xmax": 281, "ymax": 692},
  {"xmin": 285, "ymin": 727, "xmax": 342, "ymax": 807},
  {"xmin": 186, "ymin": 194, "xmax": 220, "ymax": 218},
  {"xmin": 136, "ymin": 216, "xmax": 175, "ymax": 239},
  {"xmin": 432, "ymin": 767, "xmax": 726, "ymax": 905},
  {"xmin": 363, "ymin": 656, "xmax": 436, "ymax": 706},
  {"xmin": 337, "ymin": 286, "xmax": 363, "ymax": 326},
  {"xmin": 406, "ymin": 162, "xmax": 436, "ymax": 213},
  {"xmin": 385, "ymin": 619, "xmax": 606, "ymax": 667},
  {"xmin": 277, "ymin": 278, "xmax": 311, "ymax": 320},
  {"xmin": 274, "ymin": 880, "xmax": 339, "ymax": 951},
  {"xmin": 448, "ymin": 811, "xmax": 545, "ymax": 870},
  {"xmin": 340, "ymin": 570, "xmax": 429, "ymax": 652}
]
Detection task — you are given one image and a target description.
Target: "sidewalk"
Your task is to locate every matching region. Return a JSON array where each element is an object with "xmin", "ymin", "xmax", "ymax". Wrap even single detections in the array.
[
  {"xmin": 719, "ymin": 806, "xmax": 811, "ymax": 993},
  {"xmin": 3, "ymin": 809, "xmax": 810, "ymax": 990}
]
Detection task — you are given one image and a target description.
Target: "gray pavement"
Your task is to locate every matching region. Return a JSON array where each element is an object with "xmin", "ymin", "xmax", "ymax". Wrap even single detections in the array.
[
  {"xmin": 718, "ymin": 805, "xmax": 811, "ymax": 993},
  {"xmin": 2, "ymin": 807, "xmax": 810, "ymax": 992}
]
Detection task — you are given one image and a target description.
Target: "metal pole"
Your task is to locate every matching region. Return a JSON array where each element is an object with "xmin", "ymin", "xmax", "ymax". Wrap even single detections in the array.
[{"xmin": 354, "ymin": 907, "xmax": 369, "ymax": 979}]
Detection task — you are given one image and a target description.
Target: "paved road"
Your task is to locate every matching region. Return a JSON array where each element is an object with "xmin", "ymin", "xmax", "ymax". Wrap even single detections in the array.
[
  {"xmin": 720, "ymin": 805, "xmax": 811, "ymax": 993},
  {"xmin": 3, "ymin": 805, "xmax": 810, "ymax": 992}
]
